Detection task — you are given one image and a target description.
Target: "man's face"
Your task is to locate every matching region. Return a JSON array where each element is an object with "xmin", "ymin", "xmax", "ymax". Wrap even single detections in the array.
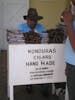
[{"xmin": 27, "ymin": 18, "xmax": 37, "ymax": 29}]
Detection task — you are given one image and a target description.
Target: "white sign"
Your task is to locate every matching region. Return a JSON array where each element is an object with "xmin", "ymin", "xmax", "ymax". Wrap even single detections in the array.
[
  {"xmin": 8, "ymin": 44, "xmax": 66, "ymax": 86},
  {"xmin": 8, "ymin": 44, "xmax": 66, "ymax": 100}
]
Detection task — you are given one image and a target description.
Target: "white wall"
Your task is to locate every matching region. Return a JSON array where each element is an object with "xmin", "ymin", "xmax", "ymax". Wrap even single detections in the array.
[
  {"xmin": 0, "ymin": 1, "xmax": 4, "ymax": 50},
  {"xmin": 0, "ymin": 0, "xmax": 29, "ymax": 50}
]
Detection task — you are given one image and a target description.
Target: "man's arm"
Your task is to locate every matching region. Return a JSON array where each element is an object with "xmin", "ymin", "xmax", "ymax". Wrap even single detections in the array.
[{"xmin": 63, "ymin": 10, "xmax": 75, "ymax": 52}]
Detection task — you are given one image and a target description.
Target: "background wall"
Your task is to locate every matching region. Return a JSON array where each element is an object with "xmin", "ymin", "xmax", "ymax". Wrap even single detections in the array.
[
  {"xmin": 0, "ymin": 0, "xmax": 29, "ymax": 50},
  {"xmin": 30, "ymin": 0, "xmax": 66, "ymax": 29}
]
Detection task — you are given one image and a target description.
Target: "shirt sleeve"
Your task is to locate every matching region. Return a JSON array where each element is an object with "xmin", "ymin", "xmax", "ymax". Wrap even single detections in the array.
[{"xmin": 17, "ymin": 24, "xmax": 24, "ymax": 32}]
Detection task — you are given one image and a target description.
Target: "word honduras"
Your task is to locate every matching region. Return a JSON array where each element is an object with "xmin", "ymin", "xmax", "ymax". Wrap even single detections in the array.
[{"xmin": 28, "ymin": 48, "xmax": 56, "ymax": 54}]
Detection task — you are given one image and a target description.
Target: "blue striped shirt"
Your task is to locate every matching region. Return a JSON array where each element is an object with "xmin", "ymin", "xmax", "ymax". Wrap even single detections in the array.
[{"xmin": 64, "ymin": 21, "xmax": 75, "ymax": 65}]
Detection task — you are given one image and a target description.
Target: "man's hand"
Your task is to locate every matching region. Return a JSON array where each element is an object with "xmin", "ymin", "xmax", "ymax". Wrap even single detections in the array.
[{"xmin": 62, "ymin": 9, "xmax": 73, "ymax": 27}]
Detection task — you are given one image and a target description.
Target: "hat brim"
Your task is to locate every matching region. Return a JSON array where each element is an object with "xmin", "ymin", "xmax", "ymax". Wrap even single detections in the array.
[{"xmin": 23, "ymin": 15, "xmax": 43, "ymax": 21}]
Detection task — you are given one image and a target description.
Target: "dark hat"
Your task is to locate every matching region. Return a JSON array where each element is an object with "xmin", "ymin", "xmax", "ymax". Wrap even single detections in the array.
[{"xmin": 23, "ymin": 8, "xmax": 43, "ymax": 21}]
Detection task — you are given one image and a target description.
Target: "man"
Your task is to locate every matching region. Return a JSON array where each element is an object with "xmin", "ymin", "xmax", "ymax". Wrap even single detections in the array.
[
  {"xmin": 17, "ymin": 8, "xmax": 48, "ymax": 39},
  {"xmin": 17, "ymin": 8, "xmax": 51, "ymax": 98},
  {"xmin": 62, "ymin": 0, "xmax": 75, "ymax": 100}
]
